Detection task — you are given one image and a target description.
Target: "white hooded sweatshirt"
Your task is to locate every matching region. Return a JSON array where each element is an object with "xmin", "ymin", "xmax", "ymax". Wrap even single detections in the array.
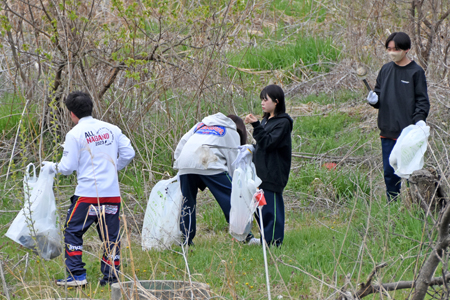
[
  {"xmin": 174, "ymin": 113, "xmax": 240, "ymax": 176},
  {"xmin": 55, "ymin": 116, "xmax": 135, "ymax": 197}
]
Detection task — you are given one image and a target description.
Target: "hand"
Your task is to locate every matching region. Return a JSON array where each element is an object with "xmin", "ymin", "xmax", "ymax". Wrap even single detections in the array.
[
  {"xmin": 367, "ymin": 91, "xmax": 378, "ymax": 105},
  {"xmin": 232, "ymin": 144, "xmax": 255, "ymax": 167},
  {"xmin": 244, "ymin": 114, "xmax": 258, "ymax": 124},
  {"xmin": 42, "ymin": 161, "xmax": 57, "ymax": 174},
  {"xmin": 239, "ymin": 144, "xmax": 255, "ymax": 153},
  {"xmin": 416, "ymin": 120, "xmax": 426, "ymax": 127}
]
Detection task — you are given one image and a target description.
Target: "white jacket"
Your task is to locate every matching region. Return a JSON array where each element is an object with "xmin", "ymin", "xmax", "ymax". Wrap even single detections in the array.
[
  {"xmin": 55, "ymin": 116, "xmax": 135, "ymax": 197},
  {"xmin": 174, "ymin": 113, "xmax": 240, "ymax": 176}
]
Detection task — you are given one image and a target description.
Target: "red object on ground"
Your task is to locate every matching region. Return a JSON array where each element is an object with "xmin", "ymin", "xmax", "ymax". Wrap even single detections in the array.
[
  {"xmin": 255, "ymin": 191, "xmax": 267, "ymax": 206},
  {"xmin": 323, "ymin": 162, "xmax": 337, "ymax": 170}
]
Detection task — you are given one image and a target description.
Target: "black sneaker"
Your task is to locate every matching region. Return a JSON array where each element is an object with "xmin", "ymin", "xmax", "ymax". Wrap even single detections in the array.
[{"xmin": 99, "ymin": 276, "xmax": 118, "ymax": 286}]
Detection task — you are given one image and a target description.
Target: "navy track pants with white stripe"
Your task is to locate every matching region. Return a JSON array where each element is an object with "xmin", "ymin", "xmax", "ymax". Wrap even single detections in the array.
[{"xmin": 64, "ymin": 195, "xmax": 121, "ymax": 279}]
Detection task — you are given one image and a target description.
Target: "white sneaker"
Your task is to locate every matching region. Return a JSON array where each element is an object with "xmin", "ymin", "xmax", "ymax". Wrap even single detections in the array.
[
  {"xmin": 56, "ymin": 273, "xmax": 88, "ymax": 287},
  {"xmin": 246, "ymin": 238, "xmax": 261, "ymax": 246}
]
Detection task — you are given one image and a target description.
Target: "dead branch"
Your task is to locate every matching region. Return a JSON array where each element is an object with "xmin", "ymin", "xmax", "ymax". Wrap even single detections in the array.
[
  {"xmin": 334, "ymin": 265, "xmax": 450, "ymax": 299},
  {"xmin": 349, "ymin": 273, "xmax": 450, "ymax": 299},
  {"xmin": 292, "ymin": 152, "xmax": 374, "ymax": 164},
  {"xmin": 412, "ymin": 198, "xmax": 450, "ymax": 299},
  {"xmin": 409, "ymin": 0, "xmax": 450, "ymax": 71}
]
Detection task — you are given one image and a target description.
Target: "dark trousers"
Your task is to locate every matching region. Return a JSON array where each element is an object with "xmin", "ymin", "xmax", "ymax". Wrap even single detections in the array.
[
  {"xmin": 64, "ymin": 195, "xmax": 121, "ymax": 279},
  {"xmin": 381, "ymin": 138, "xmax": 402, "ymax": 202},
  {"xmin": 179, "ymin": 172, "xmax": 232, "ymax": 245},
  {"xmin": 255, "ymin": 189, "xmax": 285, "ymax": 247}
]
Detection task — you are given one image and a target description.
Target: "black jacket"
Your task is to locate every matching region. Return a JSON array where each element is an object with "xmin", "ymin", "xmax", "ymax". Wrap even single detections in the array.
[
  {"xmin": 372, "ymin": 61, "xmax": 430, "ymax": 139},
  {"xmin": 251, "ymin": 113, "xmax": 293, "ymax": 193}
]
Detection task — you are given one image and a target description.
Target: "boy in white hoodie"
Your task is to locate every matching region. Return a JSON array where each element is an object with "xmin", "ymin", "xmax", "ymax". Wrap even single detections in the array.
[{"xmin": 174, "ymin": 113, "xmax": 246, "ymax": 246}]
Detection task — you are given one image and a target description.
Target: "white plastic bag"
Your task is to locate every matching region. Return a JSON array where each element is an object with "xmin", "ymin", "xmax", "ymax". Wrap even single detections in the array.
[
  {"xmin": 229, "ymin": 147, "xmax": 262, "ymax": 241},
  {"xmin": 142, "ymin": 176, "xmax": 182, "ymax": 250},
  {"xmin": 6, "ymin": 164, "xmax": 62, "ymax": 260},
  {"xmin": 389, "ymin": 124, "xmax": 430, "ymax": 179},
  {"xmin": 23, "ymin": 163, "xmax": 38, "ymax": 202}
]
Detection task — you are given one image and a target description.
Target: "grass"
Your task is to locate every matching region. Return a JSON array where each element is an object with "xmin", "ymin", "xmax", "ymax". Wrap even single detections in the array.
[
  {"xmin": 0, "ymin": 192, "xmax": 431, "ymax": 299},
  {"xmin": 228, "ymin": 35, "xmax": 340, "ymax": 76},
  {"xmin": 0, "ymin": 0, "xmax": 442, "ymax": 297},
  {"xmin": 293, "ymin": 90, "xmax": 365, "ymax": 106},
  {"xmin": 292, "ymin": 111, "xmax": 375, "ymax": 156},
  {"xmin": 287, "ymin": 163, "xmax": 371, "ymax": 202},
  {"xmin": 0, "ymin": 93, "xmax": 30, "ymax": 138},
  {"xmin": 269, "ymin": 0, "xmax": 328, "ymax": 21},
  {"xmin": 0, "ymin": 86, "xmax": 432, "ymax": 299},
  {"xmin": 0, "ymin": 84, "xmax": 391, "ymax": 299}
]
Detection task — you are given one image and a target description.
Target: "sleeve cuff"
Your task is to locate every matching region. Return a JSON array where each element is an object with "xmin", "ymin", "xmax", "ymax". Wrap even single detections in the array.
[
  {"xmin": 413, "ymin": 116, "xmax": 426, "ymax": 123},
  {"xmin": 251, "ymin": 121, "xmax": 260, "ymax": 128}
]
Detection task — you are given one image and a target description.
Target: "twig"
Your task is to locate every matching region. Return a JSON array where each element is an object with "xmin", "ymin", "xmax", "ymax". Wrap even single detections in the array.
[
  {"xmin": 292, "ymin": 152, "xmax": 373, "ymax": 164},
  {"xmin": 4, "ymin": 98, "xmax": 30, "ymax": 190},
  {"xmin": 0, "ymin": 260, "xmax": 10, "ymax": 300}
]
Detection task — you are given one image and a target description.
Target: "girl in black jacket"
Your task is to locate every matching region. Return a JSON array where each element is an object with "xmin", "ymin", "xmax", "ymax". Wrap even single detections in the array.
[{"xmin": 245, "ymin": 85, "xmax": 293, "ymax": 247}]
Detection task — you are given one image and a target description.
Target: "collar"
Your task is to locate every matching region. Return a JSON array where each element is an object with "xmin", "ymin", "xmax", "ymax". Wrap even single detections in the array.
[{"xmin": 78, "ymin": 116, "xmax": 93, "ymax": 123}]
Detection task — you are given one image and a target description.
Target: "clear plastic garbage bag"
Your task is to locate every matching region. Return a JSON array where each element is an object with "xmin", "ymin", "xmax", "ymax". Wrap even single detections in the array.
[
  {"xmin": 229, "ymin": 146, "xmax": 262, "ymax": 241},
  {"xmin": 6, "ymin": 163, "xmax": 62, "ymax": 260},
  {"xmin": 142, "ymin": 176, "xmax": 183, "ymax": 250},
  {"xmin": 389, "ymin": 124, "xmax": 430, "ymax": 179}
]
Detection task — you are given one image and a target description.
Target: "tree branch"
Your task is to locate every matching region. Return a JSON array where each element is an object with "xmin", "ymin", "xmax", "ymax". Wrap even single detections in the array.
[{"xmin": 411, "ymin": 201, "xmax": 450, "ymax": 299}]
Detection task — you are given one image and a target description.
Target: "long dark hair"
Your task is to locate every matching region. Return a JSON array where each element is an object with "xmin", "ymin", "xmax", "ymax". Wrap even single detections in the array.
[
  {"xmin": 260, "ymin": 84, "xmax": 285, "ymax": 119},
  {"xmin": 227, "ymin": 115, "xmax": 247, "ymax": 145}
]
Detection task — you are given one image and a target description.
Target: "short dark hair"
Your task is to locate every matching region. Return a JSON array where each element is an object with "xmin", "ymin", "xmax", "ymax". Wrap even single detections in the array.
[
  {"xmin": 64, "ymin": 91, "xmax": 93, "ymax": 118},
  {"xmin": 385, "ymin": 32, "xmax": 411, "ymax": 50},
  {"xmin": 260, "ymin": 84, "xmax": 286, "ymax": 119},
  {"xmin": 227, "ymin": 115, "xmax": 247, "ymax": 145}
]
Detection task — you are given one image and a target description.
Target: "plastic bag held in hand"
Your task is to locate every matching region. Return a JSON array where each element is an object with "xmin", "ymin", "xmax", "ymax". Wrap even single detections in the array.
[
  {"xmin": 6, "ymin": 163, "xmax": 62, "ymax": 260},
  {"xmin": 232, "ymin": 144, "xmax": 255, "ymax": 169},
  {"xmin": 389, "ymin": 124, "xmax": 430, "ymax": 179},
  {"xmin": 42, "ymin": 161, "xmax": 57, "ymax": 174},
  {"xmin": 367, "ymin": 91, "xmax": 378, "ymax": 105},
  {"xmin": 416, "ymin": 120, "xmax": 426, "ymax": 127},
  {"xmin": 229, "ymin": 146, "xmax": 262, "ymax": 242}
]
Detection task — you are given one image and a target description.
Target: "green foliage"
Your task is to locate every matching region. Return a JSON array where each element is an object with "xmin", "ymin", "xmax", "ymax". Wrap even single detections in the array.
[
  {"xmin": 295, "ymin": 90, "xmax": 365, "ymax": 105},
  {"xmin": 287, "ymin": 163, "xmax": 370, "ymax": 200},
  {"xmin": 200, "ymin": 196, "xmax": 229, "ymax": 232},
  {"xmin": 229, "ymin": 35, "xmax": 340, "ymax": 73},
  {"xmin": 269, "ymin": 0, "xmax": 328, "ymax": 21},
  {"xmin": 0, "ymin": 93, "xmax": 23, "ymax": 135},
  {"xmin": 292, "ymin": 111, "xmax": 371, "ymax": 155}
]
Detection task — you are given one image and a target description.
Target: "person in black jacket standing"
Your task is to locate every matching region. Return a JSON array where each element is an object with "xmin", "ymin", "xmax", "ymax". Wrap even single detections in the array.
[
  {"xmin": 367, "ymin": 32, "xmax": 430, "ymax": 202},
  {"xmin": 245, "ymin": 84, "xmax": 293, "ymax": 247}
]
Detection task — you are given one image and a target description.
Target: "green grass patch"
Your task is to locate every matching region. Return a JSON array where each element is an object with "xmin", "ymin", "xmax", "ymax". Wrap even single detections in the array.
[
  {"xmin": 294, "ymin": 90, "xmax": 365, "ymax": 105},
  {"xmin": 0, "ymin": 194, "xmax": 431, "ymax": 299},
  {"xmin": 229, "ymin": 35, "xmax": 340, "ymax": 74},
  {"xmin": 287, "ymin": 163, "xmax": 370, "ymax": 201},
  {"xmin": 292, "ymin": 111, "xmax": 372, "ymax": 156},
  {"xmin": 269, "ymin": 0, "xmax": 328, "ymax": 21},
  {"xmin": 0, "ymin": 93, "xmax": 26, "ymax": 136}
]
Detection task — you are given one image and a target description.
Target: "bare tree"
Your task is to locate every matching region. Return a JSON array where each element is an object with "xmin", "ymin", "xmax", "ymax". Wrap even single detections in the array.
[
  {"xmin": 409, "ymin": 0, "xmax": 450, "ymax": 72},
  {"xmin": 0, "ymin": 0, "xmax": 257, "ymax": 175}
]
